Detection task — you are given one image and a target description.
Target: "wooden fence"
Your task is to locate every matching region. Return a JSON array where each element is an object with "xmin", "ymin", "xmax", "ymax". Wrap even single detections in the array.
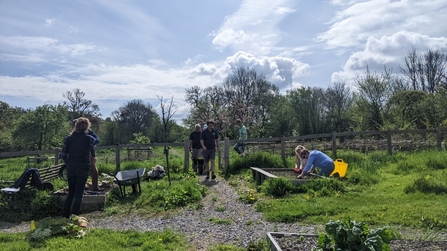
[{"xmin": 1, "ymin": 128, "xmax": 446, "ymax": 173}]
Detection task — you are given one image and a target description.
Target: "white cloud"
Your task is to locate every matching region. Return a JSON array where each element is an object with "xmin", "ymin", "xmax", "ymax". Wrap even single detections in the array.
[
  {"xmin": 45, "ymin": 18, "xmax": 55, "ymax": 27},
  {"xmin": 223, "ymin": 51, "xmax": 309, "ymax": 89},
  {"xmin": 318, "ymin": 0, "xmax": 447, "ymax": 49},
  {"xmin": 210, "ymin": 0, "xmax": 296, "ymax": 54},
  {"xmin": 331, "ymin": 30, "xmax": 447, "ymax": 84}
]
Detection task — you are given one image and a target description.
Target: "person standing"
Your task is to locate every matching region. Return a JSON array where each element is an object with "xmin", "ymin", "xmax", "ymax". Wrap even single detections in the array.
[
  {"xmin": 296, "ymin": 149, "xmax": 335, "ymax": 178},
  {"xmin": 200, "ymin": 119, "xmax": 219, "ymax": 180},
  {"xmin": 233, "ymin": 119, "xmax": 247, "ymax": 155},
  {"xmin": 189, "ymin": 124, "xmax": 203, "ymax": 172},
  {"xmin": 61, "ymin": 117, "xmax": 99, "ymax": 218},
  {"xmin": 87, "ymin": 128, "xmax": 100, "ymax": 191}
]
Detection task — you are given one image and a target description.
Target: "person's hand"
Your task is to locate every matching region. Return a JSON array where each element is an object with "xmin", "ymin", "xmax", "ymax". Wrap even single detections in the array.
[
  {"xmin": 202, "ymin": 146, "xmax": 207, "ymax": 151},
  {"xmin": 296, "ymin": 174, "xmax": 303, "ymax": 179}
]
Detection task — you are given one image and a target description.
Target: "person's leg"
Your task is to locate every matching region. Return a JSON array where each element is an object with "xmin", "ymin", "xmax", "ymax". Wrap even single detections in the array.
[
  {"xmin": 318, "ymin": 162, "xmax": 335, "ymax": 177},
  {"xmin": 210, "ymin": 149, "xmax": 216, "ymax": 179},
  {"xmin": 233, "ymin": 143, "xmax": 241, "ymax": 154},
  {"xmin": 90, "ymin": 155, "xmax": 99, "ymax": 190},
  {"xmin": 70, "ymin": 170, "xmax": 89, "ymax": 216},
  {"xmin": 63, "ymin": 174, "xmax": 77, "ymax": 218},
  {"xmin": 240, "ymin": 143, "xmax": 246, "ymax": 154},
  {"xmin": 202, "ymin": 150, "xmax": 210, "ymax": 179}
]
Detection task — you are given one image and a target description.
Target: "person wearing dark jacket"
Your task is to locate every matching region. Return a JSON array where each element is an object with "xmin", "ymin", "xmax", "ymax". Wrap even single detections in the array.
[{"xmin": 61, "ymin": 117, "xmax": 99, "ymax": 218}]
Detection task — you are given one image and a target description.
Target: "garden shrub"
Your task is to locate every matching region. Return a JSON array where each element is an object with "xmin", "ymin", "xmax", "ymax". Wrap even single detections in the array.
[{"xmin": 261, "ymin": 177, "xmax": 295, "ymax": 197}]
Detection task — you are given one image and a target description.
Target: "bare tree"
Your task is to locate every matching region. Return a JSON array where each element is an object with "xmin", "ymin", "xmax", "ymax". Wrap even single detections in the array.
[
  {"xmin": 400, "ymin": 48, "xmax": 447, "ymax": 93},
  {"xmin": 62, "ymin": 88, "xmax": 101, "ymax": 120},
  {"xmin": 158, "ymin": 96, "xmax": 177, "ymax": 142}
]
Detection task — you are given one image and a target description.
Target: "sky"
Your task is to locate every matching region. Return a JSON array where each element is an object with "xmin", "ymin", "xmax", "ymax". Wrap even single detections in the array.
[{"xmin": 1, "ymin": 0, "xmax": 446, "ymax": 123}]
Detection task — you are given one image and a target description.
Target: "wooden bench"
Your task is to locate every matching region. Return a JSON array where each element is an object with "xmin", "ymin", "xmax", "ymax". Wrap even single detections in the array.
[{"xmin": 1, "ymin": 163, "xmax": 65, "ymax": 193}]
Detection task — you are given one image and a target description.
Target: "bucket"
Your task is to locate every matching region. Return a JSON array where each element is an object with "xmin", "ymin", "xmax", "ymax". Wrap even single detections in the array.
[{"xmin": 331, "ymin": 159, "xmax": 348, "ymax": 178}]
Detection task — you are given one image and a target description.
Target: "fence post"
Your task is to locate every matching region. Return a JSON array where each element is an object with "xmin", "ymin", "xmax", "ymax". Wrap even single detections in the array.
[
  {"xmin": 387, "ymin": 130, "xmax": 392, "ymax": 155},
  {"xmin": 115, "ymin": 144, "xmax": 120, "ymax": 173},
  {"xmin": 332, "ymin": 131, "xmax": 337, "ymax": 158},
  {"xmin": 281, "ymin": 137, "xmax": 285, "ymax": 161},
  {"xmin": 184, "ymin": 139, "xmax": 190, "ymax": 172},
  {"xmin": 54, "ymin": 148, "xmax": 60, "ymax": 165},
  {"xmin": 437, "ymin": 127, "xmax": 442, "ymax": 151},
  {"xmin": 224, "ymin": 137, "xmax": 230, "ymax": 172}
]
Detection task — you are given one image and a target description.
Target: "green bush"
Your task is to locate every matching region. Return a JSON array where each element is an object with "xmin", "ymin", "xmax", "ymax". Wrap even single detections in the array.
[
  {"xmin": 0, "ymin": 190, "xmax": 62, "ymax": 222},
  {"xmin": 261, "ymin": 177, "xmax": 295, "ymax": 197}
]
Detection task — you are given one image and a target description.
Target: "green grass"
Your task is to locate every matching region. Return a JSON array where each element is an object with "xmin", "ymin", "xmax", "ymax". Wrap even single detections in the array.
[
  {"xmin": 253, "ymin": 150, "xmax": 447, "ymax": 229},
  {"xmin": 0, "ymin": 228, "xmax": 194, "ymax": 251}
]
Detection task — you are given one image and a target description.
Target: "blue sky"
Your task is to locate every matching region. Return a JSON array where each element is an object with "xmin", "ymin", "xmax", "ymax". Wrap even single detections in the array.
[{"xmin": 1, "ymin": 0, "xmax": 446, "ymax": 123}]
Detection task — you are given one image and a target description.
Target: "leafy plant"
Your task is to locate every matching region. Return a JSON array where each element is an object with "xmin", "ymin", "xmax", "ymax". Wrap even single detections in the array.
[
  {"xmin": 238, "ymin": 188, "xmax": 257, "ymax": 204},
  {"xmin": 27, "ymin": 215, "xmax": 89, "ymax": 243},
  {"xmin": 317, "ymin": 219, "xmax": 392, "ymax": 251},
  {"xmin": 261, "ymin": 177, "xmax": 294, "ymax": 197}
]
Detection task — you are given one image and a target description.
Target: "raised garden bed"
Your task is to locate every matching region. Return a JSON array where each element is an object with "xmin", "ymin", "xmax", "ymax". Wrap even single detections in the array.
[
  {"xmin": 267, "ymin": 232, "xmax": 447, "ymax": 251},
  {"xmin": 250, "ymin": 167, "xmax": 316, "ymax": 186},
  {"xmin": 53, "ymin": 181, "xmax": 116, "ymax": 212}
]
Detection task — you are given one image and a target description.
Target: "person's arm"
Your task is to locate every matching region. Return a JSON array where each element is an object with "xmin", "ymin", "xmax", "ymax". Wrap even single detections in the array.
[
  {"xmin": 60, "ymin": 136, "xmax": 69, "ymax": 162},
  {"xmin": 89, "ymin": 135, "xmax": 97, "ymax": 157},
  {"xmin": 295, "ymin": 154, "xmax": 300, "ymax": 169},
  {"xmin": 88, "ymin": 130, "xmax": 100, "ymax": 145}
]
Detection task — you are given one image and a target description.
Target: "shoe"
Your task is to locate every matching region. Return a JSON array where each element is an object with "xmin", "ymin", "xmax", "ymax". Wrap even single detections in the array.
[
  {"xmin": 205, "ymin": 176, "xmax": 210, "ymax": 180},
  {"xmin": 211, "ymin": 174, "xmax": 216, "ymax": 180}
]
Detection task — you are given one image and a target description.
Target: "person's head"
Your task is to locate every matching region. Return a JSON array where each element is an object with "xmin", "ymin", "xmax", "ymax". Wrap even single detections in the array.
[
  {"xmin": 194, "ymin": 124, "xmax": 201, "ymax": 131},
  {"xmin": 72, "ymin": 117, "xmax": 91, "ymax": 134},
  {"xmin": 295, "ymin": 145, "xmax": 306, "ymax": 155},
  {"xmin": 236, "ymin": 119, "xmax": 242, "ymax": 127},
  {"xmin": 300, "ymin": 149, "xmax": 310, "ymax": 159},
  {"xmin": 206, "ymin": 119, "xmax": 214, "ymax": 130}
]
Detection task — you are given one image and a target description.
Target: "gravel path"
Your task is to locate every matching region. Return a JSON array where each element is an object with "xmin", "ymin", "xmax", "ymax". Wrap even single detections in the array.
[{"xmin": 1, "ymin": 176, "xmax": 446, "ymax": 250}]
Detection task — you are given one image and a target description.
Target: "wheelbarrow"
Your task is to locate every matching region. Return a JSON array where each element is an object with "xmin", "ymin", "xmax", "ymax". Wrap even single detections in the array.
[{"xmin": 112, "ymin": 168, "xmax": 146, "ymax": 197}]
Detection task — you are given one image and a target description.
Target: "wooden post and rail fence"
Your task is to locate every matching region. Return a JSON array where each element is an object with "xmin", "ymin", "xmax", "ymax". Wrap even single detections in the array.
[{"xmin": 1, "ymin": 128, "xmax": 446, "ymax": 173}]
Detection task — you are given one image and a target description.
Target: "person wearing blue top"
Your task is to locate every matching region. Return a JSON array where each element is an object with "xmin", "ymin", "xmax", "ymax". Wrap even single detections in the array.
[
  {"xmin": 296, "ymin": 149, "xmax": 335, "ymax": 178},
  {"xmin": 61, "ymin": 117, "xmax": 99, "ymax": 218},
  {"xmin": 200, "ymin": 119, "xmax": 219, "ymax": 180}
]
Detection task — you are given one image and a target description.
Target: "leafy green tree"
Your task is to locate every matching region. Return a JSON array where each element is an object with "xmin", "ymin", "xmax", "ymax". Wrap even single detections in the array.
[
  {"xmin": 352, "ymin": 67, "xmax": 391, "ymax": 131},
  {"xmin": 265, "ymin": 95, "xmax": 297, "ymax": 137},
  {"xmin": 112, "ymin": 99, "xmax": 156, "ymax": 144},
  {"xmin": 0, "ymin": 101, "xmax": 26, "ymax": 151},
  {"xmin": 288, "ymin": 87, "xmax": 327, "ymax": 135},
  {"xmin": 322, "ymin": 82, "xmax": 354, "ymax": 133},
  {"xmin": 12, "ymin": 104, "xmax": 69, "ymax": 151}
]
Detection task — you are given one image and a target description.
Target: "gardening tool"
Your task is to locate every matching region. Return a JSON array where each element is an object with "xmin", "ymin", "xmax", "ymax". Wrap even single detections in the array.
[{"xmin": 308, "ymin": 172, "xmax": 329, "ymax": 179}]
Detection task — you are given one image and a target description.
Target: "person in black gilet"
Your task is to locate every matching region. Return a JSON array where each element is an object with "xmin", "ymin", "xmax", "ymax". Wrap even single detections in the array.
[
  {"xmin": 61, "ymin": 117, "xmax": 99, "ymax": 218},
  {"xmin": 200, "ymin": 119, "xmax": 220, "ymax": 180}
]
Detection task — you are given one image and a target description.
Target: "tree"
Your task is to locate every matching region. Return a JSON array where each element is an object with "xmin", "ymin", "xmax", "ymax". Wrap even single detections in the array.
[
  {"xmin": 288, "ymin": 87, "xmax": 327, "ymax": 135},
  {"xmin": 158, "ymin": 96, "xmax": 177, "ymax": 142},
  {"xmin": 353, "ymin": 66, "xmax": 391, "ymax": 131},
  {"xmin": 0, "ymin": 101, "xmax": 26, "ymax": 151},
  {"xmin": 400, "ymin": 48, "xmax": 447, "ymax": 94},
  {"xmin": 62, "ymin": 88, "xmax": 102, "ymax": 121},
  {"xmin": 184, "ymin": 67, "xmax": 279, "ymax": 138},
  {"xmin": 12, "ymin": 104, "xmax": 69, "ymax": 151},
  {"xmin": 322, "ymin": 82, "xmax": 353, "ymax": 133},
  {"xmin": 112, "ymin": 99, "xmax": 155, "ymax": 144}
]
